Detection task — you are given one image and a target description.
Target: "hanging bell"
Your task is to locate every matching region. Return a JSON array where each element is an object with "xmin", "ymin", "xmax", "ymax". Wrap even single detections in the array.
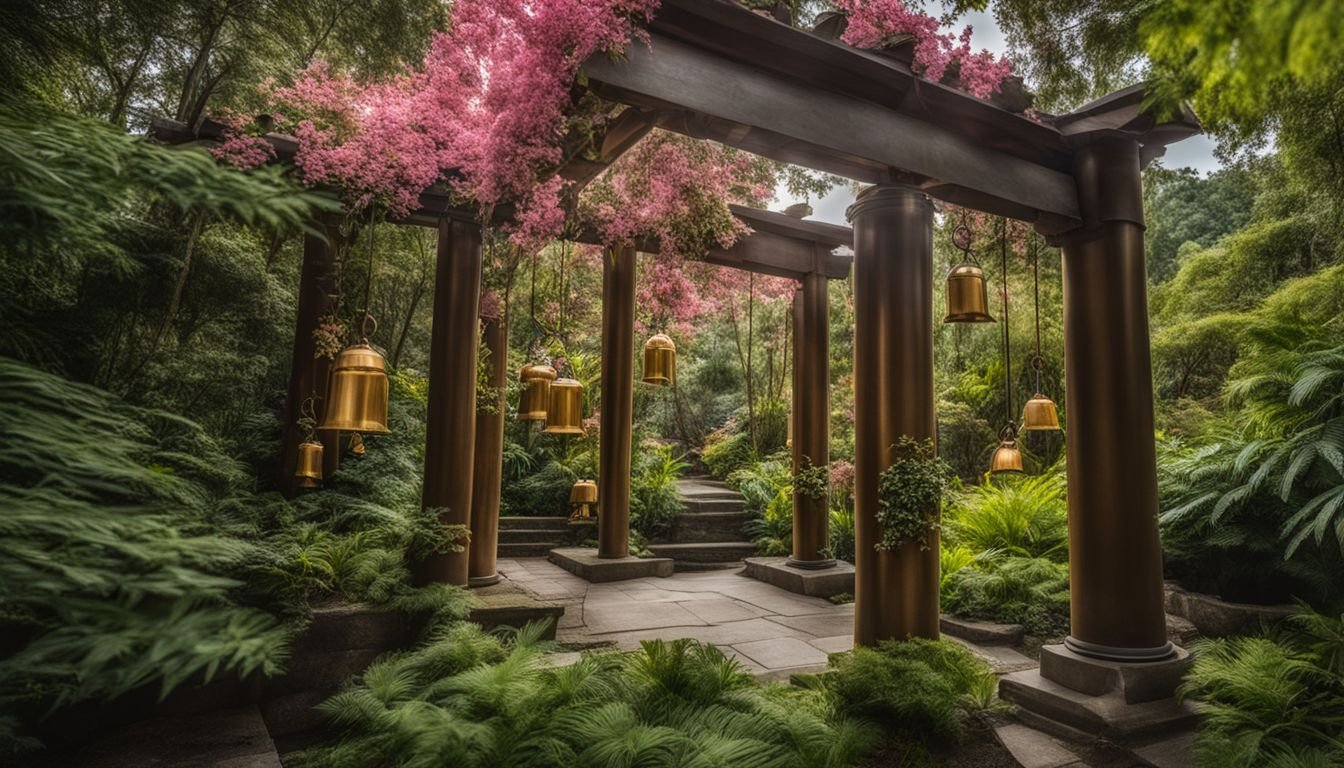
[
  {"xmin": 543, "ymin": 377, "xmax": 585, "ymax": 435},
  {"xmin": 517, "ymin": 363, "xmax": 556, "ymax": 421},
  {"xmin": 295, "ymin": 440, "xmax": 324, "ymax": 488},
  {"xmin": 642, "ymin": 333, "xmax": 676, "ymax": 385},
  {"xmin": 944, "ymin": 262, "xmax": 996, "ymax": 323},
  {"xmin": 989, "ymin": 424, "xmax": 1024, "ymax": 474},
  {"xmin": 349, "ymin": 432, "xmax": 367, "ymax": 455},
  {"xmin": 318, "ymin": 341, "xmax": 391, "ymax": 434},
  {"xmin": 1021, "ymin": 393, "xmax": 1061, "ymax": 431},
  {"xmin": 569, "ymin": 479, "xmax": 598, "ymax": 522}
]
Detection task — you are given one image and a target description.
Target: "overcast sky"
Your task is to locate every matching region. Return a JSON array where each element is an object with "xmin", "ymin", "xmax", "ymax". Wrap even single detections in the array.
[{"xmin": 779, "ymin": 9, "xmax": 1222, "ymax": 225}]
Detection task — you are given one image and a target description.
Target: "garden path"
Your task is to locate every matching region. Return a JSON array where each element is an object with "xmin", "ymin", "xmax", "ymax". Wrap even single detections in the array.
[{"xmin": 497, "ymin": 557, "xmax": 1032, "ymax": 679}]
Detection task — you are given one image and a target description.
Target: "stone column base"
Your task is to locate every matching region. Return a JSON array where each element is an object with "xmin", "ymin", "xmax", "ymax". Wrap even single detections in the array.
[
  {"xmin": 999, "ymin": 644, "xmax": 1199, "ymax": 741},
  {"xmin": 744, "ymin": 556, "xmax": 853, "ymax": 597}
]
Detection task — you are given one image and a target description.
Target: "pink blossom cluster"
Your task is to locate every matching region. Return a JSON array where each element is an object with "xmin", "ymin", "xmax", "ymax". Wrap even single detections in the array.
[
  {"xmin": 829, "ymin": 459, "xmax": 856, "ymax": 495},
  {"xmin": 834, "ymin": 0, "xmax": 1012, "ymax": 98},
  {"xmin": 210, "ymin": 113, "xmax": 276, "ymax": 169},
  {"xmin": 478, "ymin": 289, "xmax": 503, "ymax": 321}
]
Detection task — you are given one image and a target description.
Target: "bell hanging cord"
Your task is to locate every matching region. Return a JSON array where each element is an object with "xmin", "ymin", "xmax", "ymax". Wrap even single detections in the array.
[
  {"xmin": 360, "ymin": 205, "xmax": 378, "ymax": 344},
  {"xmin": 999, "ymin": 217, "xmax": 1013, "ymax": 428},
  {"xmin": 1031, "ymin": 232, "xmax": 1044, "ymax": 394}
]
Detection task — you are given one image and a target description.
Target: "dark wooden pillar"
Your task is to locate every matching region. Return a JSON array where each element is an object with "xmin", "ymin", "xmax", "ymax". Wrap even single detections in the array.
[
  {"xmin": 1059, "ymin": 138, "xmax": 1172, "ymax": 660},
  {"xmin": 597, "ymin": 244, "xmax": 636, "ymax": 558},
  {"xmin": 790, "ymin": 271, "xmax": 832, "ymax": 567},
  {"xmin": 417, "ymin": 214, "xmax": 482, "ymax": 586},
  {"xmin": 468, "ymin": 312, "xmax": 507, "ymax": 586},
  {"xmin": 281, "ymin": 224, "xmax": 341, "ymax": 496},
  {"xmin": 848, "ymin": 185, "xmax": 939, "ymax": 645}
]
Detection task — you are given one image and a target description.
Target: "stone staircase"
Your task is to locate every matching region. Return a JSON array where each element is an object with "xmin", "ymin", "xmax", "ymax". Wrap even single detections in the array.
[
  {"xmin": 647, "ymin": 478, "xmax": 756, "ymax": 571},
  {"xmin": 497, "ymin": 515, "xmax": 570, "ymax": 558}
]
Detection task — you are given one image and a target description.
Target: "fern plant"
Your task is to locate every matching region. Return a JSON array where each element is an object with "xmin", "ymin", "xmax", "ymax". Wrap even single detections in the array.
[{"xmin": 944, "ymin": 469, "xmax": 1068, "ymax": 561}]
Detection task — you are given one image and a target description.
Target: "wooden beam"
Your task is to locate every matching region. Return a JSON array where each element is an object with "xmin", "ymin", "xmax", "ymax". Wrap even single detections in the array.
[{"xmin": 584, "ymin": 34, "xmax": 1083, "ymax": 224}]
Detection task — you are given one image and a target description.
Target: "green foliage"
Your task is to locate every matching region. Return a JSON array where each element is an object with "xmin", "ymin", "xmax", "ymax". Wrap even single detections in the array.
[
  {"xmin": 875, "ymin": 437, "xmax": 953, "ymax": 552},
  {"xmin": 703, "ymin": 430, "xmax": 756, "ymax": 479},
  {"xmin": 829, "ymin": 505, "xmax": 856, "ymax": 564},
  {"xmin": 944, "ymin": 470, "xmax": 1069, "ymax": 561},
  {"xmin": 793, "ymin": 457, "xmax": 829, "ymax": 502},
  {"xmin": 629, "ymin": 443, "xmax": 689, "ymax": 538},
  {"xmin": 0, "ymin": 359, "xmax": 294, "ymax": 750},
  {"xmin": 1179, "ymin": 609, "xmax": 1344, "ymax": 768},
  {"xmin": 942, "ymin": 557, "xmax": 1071, "ymax": 637},
  {"xmin": 824, "ymin": 638, "xmax": 998, "ymax": 749},
  {"xmin": 1144, "ymin": 164, "xmax": 1259, "ymax": 284},
  {"xmin": 297, "ymin": 630, "xmax": 878, "ymax": 768}
]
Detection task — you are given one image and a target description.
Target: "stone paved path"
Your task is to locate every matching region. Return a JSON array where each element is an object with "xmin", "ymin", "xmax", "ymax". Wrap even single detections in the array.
[{"xmin": 498, "ymin": 557, "xmax": 854, "ymax": 677}]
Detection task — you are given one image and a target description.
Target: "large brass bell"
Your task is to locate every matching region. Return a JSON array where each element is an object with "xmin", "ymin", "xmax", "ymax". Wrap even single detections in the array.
[
  {"xmin": 944, "ymin": 262, "xmax": 996, "ymax": 323},
  {"xmin": 295, "ymin": 440, "xmax": 324, "ymax": 488},
  {"xmin": 989, "ymin": 423, "xmax": 1024, "ymax": 474},
  {"xmin": 569, "ymin": 479, "xmax": 598, "ymax": 522},
  {"xmin": 517, "ymin": 363, "xmax": 556, "ymax": 421},
  {"xmin": 642, "ymin": 333, "xmax": 676, "ymax": 385},
  {"xmin": 543, "ymin": 378, "xmax": 585, "ymax": 435},
  {"xmin": 1021, "ymin": 393, "xmax": 1061, "ymax": 431},
  {"xmin": 318, "ymin": 319, "xmax": 390, "ymax": 434}
]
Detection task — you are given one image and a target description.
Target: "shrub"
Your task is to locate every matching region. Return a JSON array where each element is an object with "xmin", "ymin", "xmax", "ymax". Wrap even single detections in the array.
[
  {"xmin": 1179, "ymin": 609, "xmax": 1344, "ymax": 767},
  {"xmin": 944, "ymin": 470, "xmax": 1069, "ymax": 561},
  {"xmin": 875, "ymin": 437, "xmax": 954, "ymax": 552},
  {"xmin": 829, "ymin": 505, "xmax": 856, "ymax": 563},
  {"xmin": 703, "ymin": 430, "xmax": 756, "ymax": 478},
  {"xmin": 942, "ymin": 557, "xmax": 1070, "ymax": 636},
  {"xmin": 630, "ymin": 442, "xmax": 688, "ymax": 538},
  {"xmin": 825, "ymin": 638, "xmax": 998, "ymax": 749}
]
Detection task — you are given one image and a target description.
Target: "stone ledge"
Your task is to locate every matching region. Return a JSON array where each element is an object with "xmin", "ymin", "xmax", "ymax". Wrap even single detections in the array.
[
  {"xmin": 1164, "ymin": 582, "xmax": 1295, "ymax": 637},
  {"xmin": 743, "ymin": 557, "xmax": 854, "ymax": 597},
  {"xmin": 468, "ymin": 591, "xmax": 565, "ymax": 639},
  {"xmin": 1000, "ymin": 669, "xmax": 1199, "ymax": 741},
  {"xmin": 548, "ymin": 547, "xmax": 674, "ymax": 582},
  {"xmin": 940, "ymin": 615, "xmax": 1025, "ymax": 645}
]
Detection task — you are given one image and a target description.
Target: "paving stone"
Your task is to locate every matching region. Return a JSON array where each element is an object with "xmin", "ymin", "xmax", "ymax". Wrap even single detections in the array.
[
  {"xmin": 65, "ymin": 706, "xmax": 282, "ymax": 768},
  {"xmin": 1132, "ymin": 730, "xmax": 1196, "ymax": 768},
  {"xmin": 994, "ymin": 723, "xmax": 1081, "ymax": 768},
  {"xmin": 731, "ymin": 637, "xmax": 830, "ymax": 669},
  {"xmin": 682, "ymin": 598, "xmax": 771, "ymax": 623},
  {"xmin": 941, "ymin": 615, "xmax": 1025, "ymax": 645},
  {"xmin": 948, "ymin": 636, "xmax": 1038, "ymax": 674},
  {"xmin": 581, "ymin": 600, "xmax": 707, "ymax": 634},
  {"xmin": 765, "ymin": 611, "xmax": 854, "ymax": 638},
  {"xmin": 809, "ymin": 634, "xmax": 853, "ymax": 654},
  {"xmin": 727, "ymin": 588, "xmax": 840, "ymax": 617}
]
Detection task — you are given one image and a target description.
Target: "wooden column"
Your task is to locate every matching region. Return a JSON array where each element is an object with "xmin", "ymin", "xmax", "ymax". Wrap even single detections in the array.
[
  {"xmin": 790, "ymin": 271, "xmax": 832, "ymax": 567},
  {"xmin": 417, "ymin": 214, "xmax": 482, "ymax": 586},
  {"xmin": 848, "ymin": 185, "xmax": 939, "ymax": 645},
  {"xmin": 597, "ymin": 244, "xmax": 636, "ymax": 558},
  {"xmin": 281, "ymin": 223, "xmax": 341, "ymax": 496},
  {"xmin": 1059, "ymin": 138, "xmax": 1172, "ymax": 660},
  {"xmin": 468, "ymin": 312, "xmax": 507, "ymax": 586}
]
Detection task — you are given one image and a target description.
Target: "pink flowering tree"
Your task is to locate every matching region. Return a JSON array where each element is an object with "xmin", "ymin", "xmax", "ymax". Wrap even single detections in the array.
[{"xmin": 833, "ymin": 0, "xmax": 1013, "ymax": 98}]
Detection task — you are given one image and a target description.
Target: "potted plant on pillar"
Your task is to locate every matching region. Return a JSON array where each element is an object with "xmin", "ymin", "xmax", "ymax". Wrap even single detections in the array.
[{"xmin": 875, "ymin": 437, "xmax": 954, "ymax": 552}]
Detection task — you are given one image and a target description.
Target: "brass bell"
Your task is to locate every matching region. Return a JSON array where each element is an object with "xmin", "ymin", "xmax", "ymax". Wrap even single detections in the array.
[
  {"xmin": 543, "ymin": 377, "xmax": 584, "ymax": 435},
  {"xmin": 989, "ymin": 424, "xmax": 1024, "ymax": 474},
  {"xmin": 318, "ymin": 341, "xmax": 390, "ymax": 434},
  {"xmin": 1021, "ymin": 393, "xmax": 1061, "ymax": 431},
  {"xmin": 944, "ymin": 262, "xmax": 996, "ymax": 323},
  {"xmin": 517, "ymin": 363, "xmax": 556, "ymax": 422},
  {"xmin": 295, "ymin": 440, "xmax": 324, "ymax": 487},
  {"xmin": 569, "ymin": 479, "xmax": 598, "ymax": 522},
  {"xmin": 642, "ymin": 333, "xmax": 676, "ymax": 385},
  {"xmin": 349, "ymin": 432, "xmax": 367, "ymax": 455}
]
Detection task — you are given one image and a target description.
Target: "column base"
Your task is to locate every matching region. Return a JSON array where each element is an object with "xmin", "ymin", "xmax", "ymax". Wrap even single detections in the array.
[
  {"xmin": 467, "ymin": 573, "xmax": 500, "ymax": 587},
  {"xmin": 999, "ymin": 644, "xmax": 1197, "ymax": 742},
  {"xmin": 1065, "ymin": 635, "xmax": 1175, "ymax": 662},
  {"xmin": 548, "ymin": 547, "xmax": 673, "ymax": 582},
  {"xmin": 744, "ymin": 556, "xmax": 853, "ymax": 598},
  {"xmin": 786, "ymin": 556, "xmax": 838, "ymax": 570}
]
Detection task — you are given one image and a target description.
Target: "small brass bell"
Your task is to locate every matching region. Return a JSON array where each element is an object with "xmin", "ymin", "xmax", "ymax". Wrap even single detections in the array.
[
  {"xmin": 295, "ymin": 440, "xmax": 324, "ymax": 488},
  {"xmin": 944, "ymin": 262, "xmax": 996, "ymax": 323},
  {"xmin": 1021, "ymin": 393, "xmax": 1061, "ymax": 431},
  {"xmin": 989, "ymin": 424, "xmax": 1024, "ymax": 474},
  {"xmin": 318, "ymin": 341, "xmax": 391, "ymax": 434},
  {"xmin": 517, "ymin": 364, "xmax": 556, "ymax": 422},
  {"xmin": 569, "ymin": 479, "xmax": 598, "ymax": 522},
  {"xmin": 543, "ymin": 378, "xmax": 584, "ymax": 435},
  {"xmin": 642, "ymin": 333, "xmax": 676, "ymax": 385},
  {"xmin": 349, "ymin": 432, "xmax": 367, "ymax": 455}
]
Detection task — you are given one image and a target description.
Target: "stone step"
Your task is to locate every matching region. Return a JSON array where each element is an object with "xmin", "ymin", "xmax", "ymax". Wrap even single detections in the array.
[
  {"xmin": 673, "ymin": 560, "xmax": 748, "ymax": 573},
  {"xmin": 646, "ymin": 541, "xmax": 757, "ymax": 563},
  {"xmin": 498, "ymin": 542, "xmax": 557, "ymax": 558},
  {"xmin": 498, "ymin": 528, "xmax": 568, "ymax": 544},
  {"xmin": 500, "ymin": 515, "xmax": 569, "ymax": 531},
  {"xmin": 664, "ymin": 511, "xmax": 751, "ymax": 543},
  {"xmin": 681, "ymin": 497, "xmax": 747, "ymax": 512}
]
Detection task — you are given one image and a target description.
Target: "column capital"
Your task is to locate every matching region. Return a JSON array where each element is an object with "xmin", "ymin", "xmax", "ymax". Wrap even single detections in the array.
[{"xmin": 846, "ymin": 184, "xmax": 931, "ymax": 222}]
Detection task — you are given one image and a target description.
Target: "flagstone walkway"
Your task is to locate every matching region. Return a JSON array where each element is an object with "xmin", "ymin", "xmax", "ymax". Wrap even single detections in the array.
[{"xmin": 496, "ymin": 556, "xmax": 1035, "ymax": 679}]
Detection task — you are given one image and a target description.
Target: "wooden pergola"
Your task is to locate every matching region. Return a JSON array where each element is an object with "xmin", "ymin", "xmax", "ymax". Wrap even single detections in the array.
[{"xmin": 156, "ymin": 0, "xmax": 1201, "ymax": 735}]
